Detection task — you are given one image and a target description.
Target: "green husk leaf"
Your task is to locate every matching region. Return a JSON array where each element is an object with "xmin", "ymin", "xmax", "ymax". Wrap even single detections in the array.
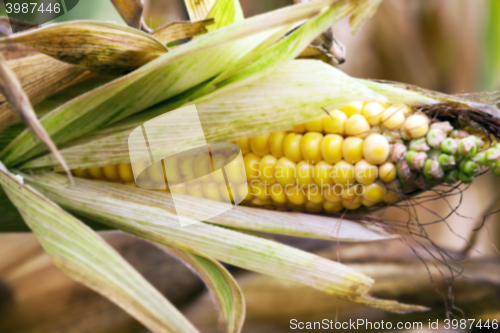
[
  {"xmin": 0, "ymin": 185, "xmax": 29, "ymax": 232},
  {"xmin": 28, "ymin": 173, "xmax": 383, "ymax": 307},
  {"xmin": 161, "ymin": 246, "xmax": 245, "ymax": 333},
  {"xmin": 0, "ymin": 54, "xmax": 91, "ymax": 131},
  {"xmin": 349, "ymin": 0, "xmax": 383, "ymax": 34},
  {"xmin": 205, "ymin": 0, "xmax": 244, "ymax": 31},
  {"xmin": 0, "ymin": 21, "xmax": 168, "ymax": 75},
  {"xmin": 0, "ymin": 53, "xmax": 73, "ymax": 183},
  {"xmin": 18, "ymin": 60, "xmax": 389, "ymax": 171},
  {"xmin": 0, "ymin": 0, "xmax": 346, "ymax": 167},
  {"xmin": 176, "ymin": 0, "xmax": 354, "ymax": 105},
  {"xmin": 0, "ymin": 165, "xmax": 198, "ymax": 333}
]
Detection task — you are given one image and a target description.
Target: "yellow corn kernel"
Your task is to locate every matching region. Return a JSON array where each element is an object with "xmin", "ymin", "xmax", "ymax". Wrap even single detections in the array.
[
  {"xmin": 321, "ymin": 134, "xmax": 343, "ymax": 164},
  {"xmin": 345, "ymin": 114, "xmax": 370, "ymax": 138},
  {"xmin": 363, "ymin": 181, "xmax": 387, "ymax": 204},
  {"xmin": 381, "ymin": 106, "xmax": 405, "ymax": 130},
  {"xmin": 300, "ymin": 132, "xmax": 323, "ymax": 163},
  {"xmin": 194, "ymin": 153, "xmax": 212, "ymax": 179},
  {"xmin": 269, "ymin": 131, "xmax": 287, "ymax": 158},
  {"xmin": 250, "ymin": 134, "xmax": 270, "ymax": 157},
  {"xmin": 340, "ymin": 101, "xmax": 364, "ymax": 117},
  {"xmin": 235, "ymin": 138, "xmax": 251, "ymax": 155},
  {"xmin": 342, "ymin": 184, "xmax": 360, "ymax": 200},
  {"xmin": 225, "ymin": 153, "xmax": 246, "ymax": 184},
  {"xmin": 296, "ymin": 161, "xmax": 314, "ymax": 187},
  {"xmin": 305, "ymin": 201, "xmax": 323, "ymax": 212},
  {"xmin": 378, "ymin": 162, "xmax": 396, "ymax": 183},
  {"xmin": 235, "ymin": 183, "xmax": 253, "ymax": 203},
  {"xmin": 397, "ymin": 104, "xmax": 413, "ymax": 117},
  {"xmin": 383, "ymin": 190, "xmax": 400, "ymax": 204},
  {"xmin": 283, "ymin": 133, "xmax": 303, "ymax": 162},
  {"xmin": 313, "ymin": 161, "xmax": 333, "ymax": 187},
  {"xmin": 102, "ymin": 165, "xmax": 120, "ymax": 181},
  {"xmin": 73, "ymin": 167, "xmax": 90, "ymax": 179},
  {"xmin": 243, "ymin": 153, "xmax": 261, "ymax": 181},
  {"xmin": 323, "ymin": 186, "xmax": 342, "ymax": 203},
  {"xmin": 259, "ymin": 155, "xmax": 277, "ymax": 185},
  {"xmin": 362, "ymin": 134, "xmax": 389, "ymax": 165},
  {"xmin": 211, "ymin": 154, "xmax": 226, "ymax": 182},
  {"xmin": 362, "ymin": 102, "xmax": 385, "ymax": 126},
  {"xmin": 270, "ymin": 183, "xmax": 287, "ymax": 204},
  {"xmin": 88, "ymin": 166, "xmax": 105, "ymax": 180},
  {"xmin": 323, "ymin": 201, "xmax": 344, "ymax": 212},
  {"xmin": 250, "ymin": 181, "xmax": 269, "ymax": 200},
  {"xmin": 305, "ymin": 117, "xmax": 324, "ymax": 132},
  {"xmin": 275, "ymin": 157, "xmax": 297, "ymax": 187},
  {"xmin": 179, "ymin": 155, "xmax": 196, "ymax": 181},
  {"xmin": 323, "ymin": 110, "xmax": 347, "ymax": 135},
  {"xmin": 342, "ymin": 195, "xmax": 362, "ymax": 210},
  {"xmin": 342, "ymin": 137, "xmax": 364, "ymax": 164},
  {"xmin": 332, "ymin": 160, "xmax": 355, "ymax": 185},
  {"xmin": 187, "ymin": 182, "xmax": 204, "ymax": 198},
  {"xmin": 402, "ymin": 113, "xmax": 429, "ymax": 139},
  {"xmin": 171, "ymin": 183, "xmax": 187, "ymax": 195},
  {"xmin": 307, "ymin": 185, "xmax": 325, "ymax": 204},
  {"xmin": 147, "ymin": 163, "xmax": 165, "ymax": 183},
  {"xmin": 117, "ymin": 163, "xmax": 134, "ymax": 182},
  {"xmin": 203, "ymin": 182, "xmax": 223, "ymax": 201},
  {"xmin": 164, "ymin": 157, "xmax": 182, "ymax": 183},
  {"xmin": 285, "ymin": 185, "xmax": 307, "ymax": 205},
  {"xmin": 291, "ymin": 123, "xmax": 306, "ymax": 133},
  {"xmin": 354, "ymin": 159, "xmax": 378, "ymax": 185}
]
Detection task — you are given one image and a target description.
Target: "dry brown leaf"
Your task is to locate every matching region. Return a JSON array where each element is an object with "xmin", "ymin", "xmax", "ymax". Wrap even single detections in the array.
[
  {"xmin": 110, "ymin": 0, "xmax": 144, "ymax": 30},
  {"xmin": 0, "ymin": 16, "xmax": 37, "ymax": 36},
  {"xmin": 0, "ymin": 53, "xmax": 73, "ymax": 183},
  {"xmin": 0, "ymin": 44, "xmax": 39, "ymax": 60},
  {"xmin": 0, "ymin": 54, "xmax": 92, "ymax": 131},
  {"xmin": 152, "ymin": 19, "xmax": 215, "ymax": 44},
  {"xmin": 0, "ymin": 21, "xmax": 168, "ymax": 75}
]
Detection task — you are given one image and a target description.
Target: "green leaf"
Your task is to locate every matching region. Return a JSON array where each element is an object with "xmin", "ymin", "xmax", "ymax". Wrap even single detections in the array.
[
  {"xmin": 205, "ymin": 0, "xmax": 244, "ymax": 31},
  {"xmin": 0, "ymin": 0, "xmax": 347, "ymax": 167},
  {"xmin": 27, "ymin": 173, "xmax": 420, "ymax": 312},
  {"xmin": 19, "ymin": 60, "xmax": 384, "ymax": 171},
  {"xmin": 0, "ymin": 165, "xmax": 198, "ymax": 333},
  {"xmin": 162, "ymin": 246, "xmax": 245, "ymax": 333}
]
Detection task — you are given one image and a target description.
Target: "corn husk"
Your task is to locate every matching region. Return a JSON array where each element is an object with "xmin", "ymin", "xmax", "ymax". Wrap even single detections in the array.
[
  {"xmin": 0, "ymin": 21, "xmax": 168, "ymax": 75},
  {"xmin": 0, "ymin": 164, "xmax": 198, "ymax": 333}
]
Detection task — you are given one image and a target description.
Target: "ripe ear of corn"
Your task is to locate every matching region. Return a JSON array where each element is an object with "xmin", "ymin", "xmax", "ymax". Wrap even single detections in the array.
[{"xmin": 73, "ymin": 101, "xmax": 500, "ymax": 213}]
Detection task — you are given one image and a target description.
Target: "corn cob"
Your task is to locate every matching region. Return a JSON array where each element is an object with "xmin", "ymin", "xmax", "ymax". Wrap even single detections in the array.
[{"xmin": 72, "ymin": 102, "xmax": 500, "ymax": 213}]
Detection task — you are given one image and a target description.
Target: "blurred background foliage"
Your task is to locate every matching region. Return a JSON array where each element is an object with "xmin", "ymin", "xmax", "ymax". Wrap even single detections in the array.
[{"xmin": 0, "ymin": 0, "xmax": 500, "ymax": 332}]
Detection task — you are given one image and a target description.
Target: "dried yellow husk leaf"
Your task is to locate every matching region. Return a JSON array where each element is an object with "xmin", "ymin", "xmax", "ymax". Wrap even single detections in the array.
[
  {"xmin": 0, "ymin": 54, "xmax": 91, "ymax": 131},
  {"xmin": 152, "ymin": 19, "xmax": 215, "ymax": 44},
  {"xmin": 110, "ymin": 0, "xmax": 144, "ymax": 29},
  {"xmin": 0, "ymin": 21, "xmax": 168, "ymax": 75}
]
